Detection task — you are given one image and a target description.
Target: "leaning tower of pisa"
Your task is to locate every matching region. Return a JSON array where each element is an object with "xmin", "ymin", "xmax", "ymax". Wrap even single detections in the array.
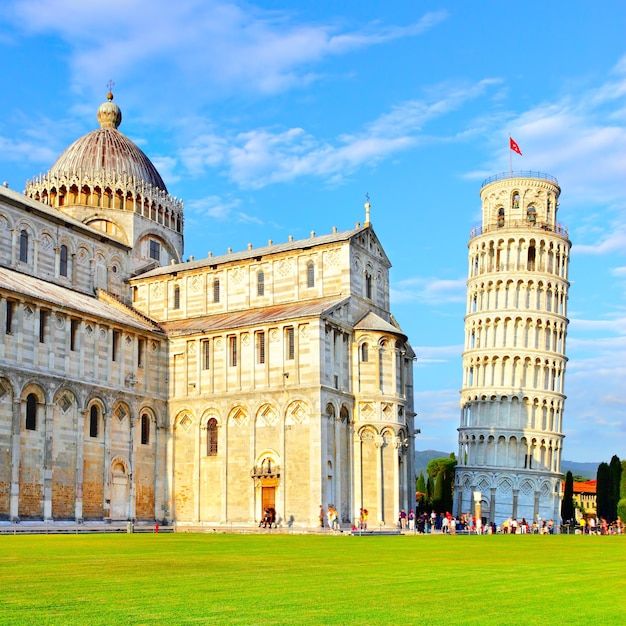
[{"xmin": 455, "ymin": 172, "xmax": 571, "ymax": 527}]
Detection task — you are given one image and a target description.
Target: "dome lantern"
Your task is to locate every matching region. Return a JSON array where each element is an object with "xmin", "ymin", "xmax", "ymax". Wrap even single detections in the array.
[{"xmin": 97, "ymin": 91, "xmax": 122, "ymax": 130}]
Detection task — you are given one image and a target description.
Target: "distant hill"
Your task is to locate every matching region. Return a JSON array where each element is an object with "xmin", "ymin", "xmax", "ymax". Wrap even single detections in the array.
[
  {"xmin": 414, "ymin": 450, "xmax": 598, "ymax": 480},
  {"xmin": 560, "ymin": 460, "xmax": 598, "ymax": 480},
  {"xmin": 415, "ymin": 450, "xmax": 452, "ymax": 477}
]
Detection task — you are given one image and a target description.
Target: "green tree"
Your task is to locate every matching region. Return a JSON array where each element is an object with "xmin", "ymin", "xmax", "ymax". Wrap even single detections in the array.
[
  {"xmin": 561, "ymin": 471, "xmax": 575, "ymax": 522},
  {"xmin": 432, "ymin": 472, "xmax": 445, "ymax": 513},
  {"xmin": 618, "ymin": 460, "xmax": 626, "ymax": 525},
  {"xmin": 596, "ymin": 462, "xmax": 611, "ymax": 520},
  {"xmin": 426, "ymin": 455, "xmax": 456, "ymax": 514},
  {"xmin": 415, "ymin": 473, "xmax": 427, "ymax": 511},
  {"xmin": 426, "ymin": 476, "xmax": 434, "ymax": 509},
  {"xmin": 609, "ymin": 455, "xmax": 622, "ymax": 521}
]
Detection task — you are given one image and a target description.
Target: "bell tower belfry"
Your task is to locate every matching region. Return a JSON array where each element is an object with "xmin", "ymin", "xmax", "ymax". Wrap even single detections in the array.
[{"xmin": 455, "ymin": 172, "xmax": 571, "ymax": 527}]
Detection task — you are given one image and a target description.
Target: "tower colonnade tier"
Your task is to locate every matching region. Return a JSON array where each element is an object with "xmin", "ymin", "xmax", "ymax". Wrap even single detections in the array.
[{"xmin": 455, "ymin": 172, "xmax": 571, "ymax": 527}]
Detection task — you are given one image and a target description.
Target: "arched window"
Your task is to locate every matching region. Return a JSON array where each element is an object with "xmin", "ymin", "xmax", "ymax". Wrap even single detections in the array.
[
  {"xmin": 25, "ymin": 393, "xmax": 37, "ymax": 430},
  {"xmin": 365, "ymin": 272, "xmax": 372, "ymax": 299},
  {"xmin": 213, "ymin": 279, "xmax": 220, "ymax": 303},
  {"xmin": 207, "ymin": 418, "xmax": 218, "ymax": 456},
  {"xmin": 257, "ymin": 271, "xmax": 265, "ymax": 296},
  {"xmin": 60, "ymin": 245, "xmax": 68, "ymax": 277},
  {"xmin": 307, "ymin": 261, "xmax": 315, "ymax": 288},
  {"xmin": 141, "ymin": 414, "xmax": 150, "ymax": 445},
  {"xmin": 497, "ymin": 207, "xmax": 505, "ymax": 227},
  {"xmin": 89, "ymin": 405, "xmax": 99, "ymax": 438},
  {"xmin": 19, "ymin": 230, "xmax": 28, "ymax": 263},
  {"xmin": 173, "ymin": 285, "xmax": 180, "ymax": 310},
  {"xmin": 527, "ymin": 243, "xmax": 536, "ymax": 271},
  {"xmin": 512, "ymin": 193, "xmax": 520, "ymax": 209},
  {"xmin": 361, "ymin": 343, "xmax": 369, "ymax": 362}
]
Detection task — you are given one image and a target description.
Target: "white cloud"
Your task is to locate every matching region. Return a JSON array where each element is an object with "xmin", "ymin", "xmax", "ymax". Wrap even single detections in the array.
[
  {"xmin": 391, "ymin": 276, "xmax": 467, "ymax": 305},
  {"xmin": 574, "ymin": 228, "xmax": 626, "ymax": 255},
  {"xmin": 8, "ymin": 1, "xmax": 447, "ymax": 97},
  {"xmin": 177, "ymin": 78, "xmax": 499, "ymax": 188},
  {"xmin": 186, "ymin": 194, "xmax": 242, "ymax": 220},
  {"xmin": 413, "ymin": 344, "xmax": 463, "ymax": 364},
  {"xmin": 0, "ymin": 136, "xmax": 57, "ymax": 168},
  {"xmin": 470, "ymin": 56, "xmax": 626, "ymax": 188}
]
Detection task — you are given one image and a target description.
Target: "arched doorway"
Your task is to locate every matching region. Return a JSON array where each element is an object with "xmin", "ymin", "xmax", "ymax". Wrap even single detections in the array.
[{"xmin": 110, "ymin": 458, "xmax": 129, "ymax": 520}]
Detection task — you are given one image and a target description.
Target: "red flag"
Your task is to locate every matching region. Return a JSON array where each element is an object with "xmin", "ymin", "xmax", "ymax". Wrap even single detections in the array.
[{"xmin": 510, "ymin": 137, "xmax": 522, "ymax": 155}]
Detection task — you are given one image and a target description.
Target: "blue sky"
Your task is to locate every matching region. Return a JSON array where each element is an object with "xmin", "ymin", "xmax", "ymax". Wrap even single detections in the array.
[{"xmin": 0, "ymin": 1, "xmax": 624, "ymax": 463}]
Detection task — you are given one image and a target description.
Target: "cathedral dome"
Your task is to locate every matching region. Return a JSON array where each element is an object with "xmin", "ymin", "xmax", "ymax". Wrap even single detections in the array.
[{"xmin": 47, "ymin": 92, "xmax": 167, "ymax": 192}]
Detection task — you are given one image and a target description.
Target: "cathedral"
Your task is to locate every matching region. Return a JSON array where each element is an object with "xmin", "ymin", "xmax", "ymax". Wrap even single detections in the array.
[{"xmin": 0, "ymin": 93, "xmax": 416, "ymax": 528}]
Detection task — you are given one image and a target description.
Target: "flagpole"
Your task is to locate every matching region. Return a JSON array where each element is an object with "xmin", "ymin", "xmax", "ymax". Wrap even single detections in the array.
[{"xmin": 509, "ymin": 135, "xmax": 512, "ymax": 176}]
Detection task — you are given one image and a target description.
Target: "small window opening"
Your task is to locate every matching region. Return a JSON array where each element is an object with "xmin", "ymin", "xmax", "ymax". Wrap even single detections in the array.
[
  {"xmin": 257, "ymin": 331, "xmax": 266, "ymax": 364},
  {"xmin": 202, "ymin": 340, "xmax": 211, "ymax": 370},
  {"xmin": 89, "ymin": 405, "xmax": 99, "ymax": 438},
  {"xmin": 25, "ymin": 393, "xmax": 37, "ymax": 430},
  {"xmin": 307, "ymin": 261, "xmax": 315, "ymax": 288},
  {"xmin": 19, "ymin": 230, "xmax": 28, "ymax": 263},
  {"xmin": 286, "ymin": 327, "xmax": 295, "ymax": 360},
  {"xmin": 141, "ymin": 414, "xmax": 150, "ymax": 445},
  {"xmin": 60, "ymin": 245, "xmax": 68, "ymax": 277},
  {"xmin": 207, "ymin": 418, "xmax": 218, "ymax": 456}
]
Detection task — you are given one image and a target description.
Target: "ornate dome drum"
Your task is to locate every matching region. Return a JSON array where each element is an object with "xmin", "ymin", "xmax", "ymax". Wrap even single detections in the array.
[{"xmin": 25, "ymin": 91, "xmax": 183, "ymax": 266}]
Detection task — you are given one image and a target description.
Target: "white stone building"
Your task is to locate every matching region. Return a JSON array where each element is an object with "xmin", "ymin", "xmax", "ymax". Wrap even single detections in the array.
[
  {"xmin": 0, "ymin": 93, "xmax": 415, "ymax": 528},
  {"xmin": 455, "ymin": 172, "xmax": 571, "ymax": 526}
]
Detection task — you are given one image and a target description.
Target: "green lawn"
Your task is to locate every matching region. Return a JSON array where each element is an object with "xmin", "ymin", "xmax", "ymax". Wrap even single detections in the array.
[{"xmin": 0, "ymin": 533, "xmax": 624, "ymax": 625}]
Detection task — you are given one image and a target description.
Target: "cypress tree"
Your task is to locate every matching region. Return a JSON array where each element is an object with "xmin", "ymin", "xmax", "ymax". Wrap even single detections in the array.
[
  {"xmin": 609, "ymin": 455, "xmax": 622, "ymax": 521},
  {"xmin": 561, "ymin": 471, "xmax": 575, "ymax": 523},
  {"xmin": 416, "ymin": 472, "xmax": 427, "ymax": 511},
  {"xmin": 426, "ymin": 476, "xmax": 433, "ymax": 509},
  {"xmin": 618, "ymin": 460, "xmax": 626, "ymax": 524},
  {"xmin": 432, "ymin": 472, "xmax": 444, "ymax": 514},
  {"xmin": 596, "ymin": 462, "xmax": 611, "ymax": 520}
]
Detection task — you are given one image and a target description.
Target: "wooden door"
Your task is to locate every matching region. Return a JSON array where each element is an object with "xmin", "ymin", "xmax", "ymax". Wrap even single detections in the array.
[{"xmin": 262, "ymin": 486, "xmax": 275, "ymax": 511}]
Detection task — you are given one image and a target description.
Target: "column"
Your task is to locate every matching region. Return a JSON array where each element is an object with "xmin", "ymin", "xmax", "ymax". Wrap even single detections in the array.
[
  {"xmin": 392, "ymin": 438, "xmax": 400, "ymax": 526},
  {"xmin": 196, "ymin": 420, "xmax": 203, "ymax": 524},
  {"xmin": 533, "ymin": 491, "xmax": 540, "ymax": 523},
  {"xmin": 43, "ymin": 401, "xmax": 53, "ymax": 521},
  {"xmin": 221, "ymin": 422, "xmax": 228, "ymax": 523},
  {"xmin": 375, "ymin": 435, "xmax": 383, "ymax": 525},
  {"xmin": 103, "ymin": 410, "xmax": 112, "ymax": 521},
  {"xmin": 154, "ymin": 420, "xmax": 163, "ymax": 522},
  {"xmin": 334, "ymin": 415, "xmax": 341, "ymax": 520},
  {"xmin": 9, "ymin": 397, "xmax": 21, "ymax": 521},
  {"xmin": 352, "ymin": 433, "xmax": 362, "ymax": 526},
  {"xmin": 454, "ymin": 480, "xmax": 462, "ymax": 518},
  {"xmin": 165, "ymin": 422, "xmax": 174, "ymax": 524},
  {"xmin": 75, "ymin": 406, "xmax": 85, "ymax": 522},
  {"xmin": 129, "ymin": 414, "xmax": 137, "ymax": 522}
]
